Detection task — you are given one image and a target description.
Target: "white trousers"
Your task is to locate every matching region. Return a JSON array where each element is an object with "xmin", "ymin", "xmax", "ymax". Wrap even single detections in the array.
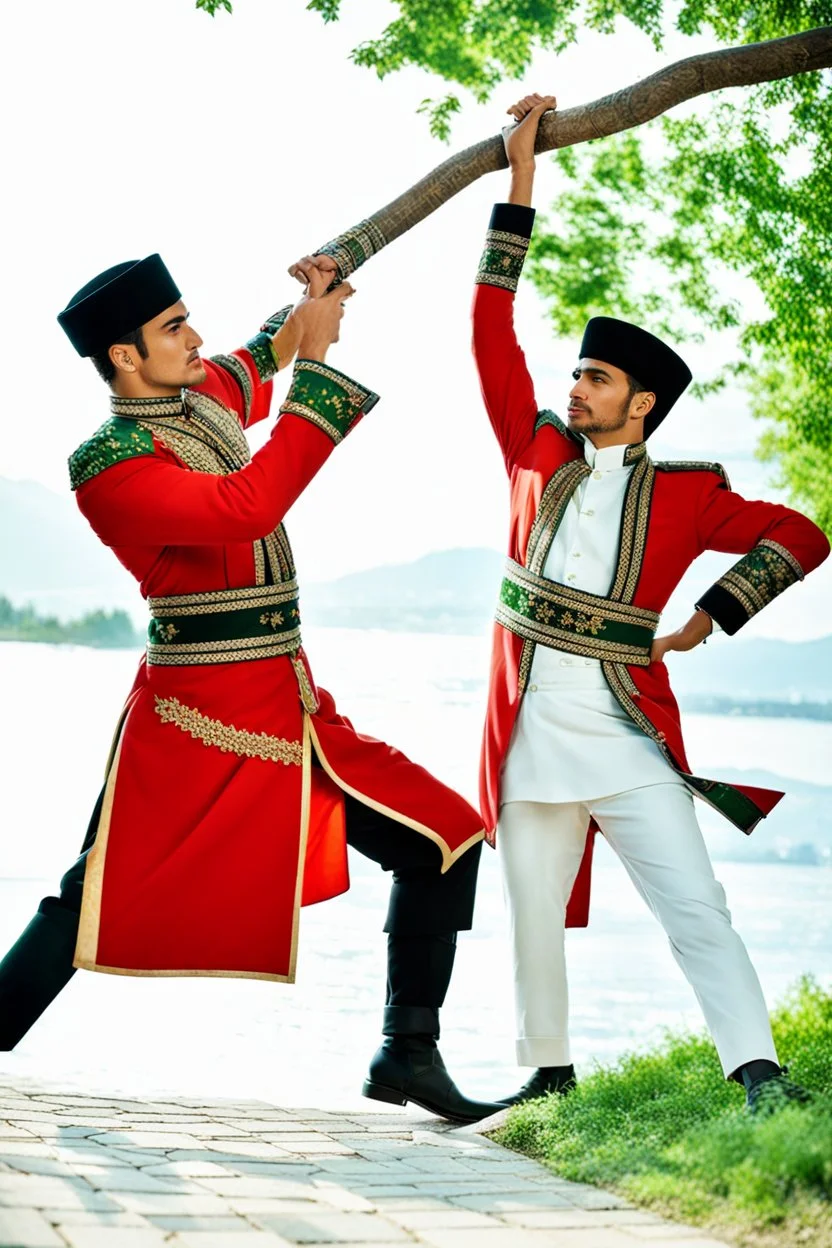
[{"xmin": 498, "ymin": 784, "xmax": 778, "ymax": 1078}]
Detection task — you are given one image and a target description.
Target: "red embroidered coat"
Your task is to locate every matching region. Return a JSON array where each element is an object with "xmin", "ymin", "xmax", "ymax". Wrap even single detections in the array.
[
  {"xmin": 68, "ymin": 315, "xmax": 483, "ymax": 983},
  {"xmin": 472, "ymin": 204, "xmax": 830, "ymax": 925}
]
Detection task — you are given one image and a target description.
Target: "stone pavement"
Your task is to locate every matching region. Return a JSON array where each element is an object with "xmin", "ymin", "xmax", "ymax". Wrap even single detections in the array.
[{"xmin": 0, "ymin": 1082, "xmax": 731, "ymax": 1247}]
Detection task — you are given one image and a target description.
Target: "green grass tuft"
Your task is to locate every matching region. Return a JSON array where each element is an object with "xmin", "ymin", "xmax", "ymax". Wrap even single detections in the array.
[{"xmin": 495, "ymin": 978, "xmax": 832, "ymax": 1246}]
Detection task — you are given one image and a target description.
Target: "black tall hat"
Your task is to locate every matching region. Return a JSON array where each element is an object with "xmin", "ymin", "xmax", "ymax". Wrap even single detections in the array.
[
  {"xmin": 579, "ymin": 316, "xmax": 692, "ymax": 438},
  {"xmin": 58, "ymin": 255, "xmax": 181, "ymax": 357}
]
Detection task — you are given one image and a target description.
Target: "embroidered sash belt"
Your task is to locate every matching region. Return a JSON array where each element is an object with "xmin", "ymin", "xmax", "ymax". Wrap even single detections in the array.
[
  {"xmin": 496, "ymin": 558, "xmax": 660, "ymax": 667},
  {"xmin": 147, "ymin": 582, "xmax": 302, "ymax": 667}
]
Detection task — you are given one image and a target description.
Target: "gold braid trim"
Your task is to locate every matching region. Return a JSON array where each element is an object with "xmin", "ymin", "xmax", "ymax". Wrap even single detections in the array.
[
  {"xmin": 154, "ymin": 696, "xmax": 303, "ymax": 766},
  {"xmin": 759, "ymin": 538, "xmax": 805, "ymax": 581},
  {"xmin": 149, "ymin": 581, "xmax": 300, "ymax": 616}
]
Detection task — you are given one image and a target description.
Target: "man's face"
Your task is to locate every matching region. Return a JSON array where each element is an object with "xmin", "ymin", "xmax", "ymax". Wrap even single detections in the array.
[
  {"xmin": 567, "ymin": 357, "xmax": 653, "ymax": 438},
  {"xmin": 114, "ymin": 300, "xmax": 206, "ymax": 391}
]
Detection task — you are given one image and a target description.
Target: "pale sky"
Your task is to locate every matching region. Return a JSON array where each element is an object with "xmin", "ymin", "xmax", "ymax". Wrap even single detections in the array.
[{"xmin": 2, "ymin": 0, "xmax": 829, "ymax": 637}]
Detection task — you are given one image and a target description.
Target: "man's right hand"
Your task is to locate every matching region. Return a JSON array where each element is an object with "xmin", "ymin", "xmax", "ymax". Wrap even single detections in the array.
[
  {"xmin": 503, "ymin": 92, "xmax": 557, "ymax": 169},
  {"xmin": 290, "ymin": 268, "xmax": 355, "ymax": 363}
]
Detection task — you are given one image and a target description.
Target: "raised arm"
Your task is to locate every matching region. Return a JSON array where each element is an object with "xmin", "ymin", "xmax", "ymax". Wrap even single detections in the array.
[{"xmin": 472, "ymin": 93, "xmax": 557, "ymax": 474}]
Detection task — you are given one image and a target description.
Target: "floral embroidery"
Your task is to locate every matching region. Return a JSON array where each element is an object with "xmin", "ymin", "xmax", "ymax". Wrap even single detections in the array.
[{"xmin": 154, "ymin": 696, "xmax": 303, "ymax": 766}]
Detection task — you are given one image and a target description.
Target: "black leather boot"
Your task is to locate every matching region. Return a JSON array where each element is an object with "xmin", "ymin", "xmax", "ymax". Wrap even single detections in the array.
[
  {"xmin": 0, "ymin": 905, "xmax": 80, "ymax": 1050},
  {"xmin": 363, "ymin": 1005, "xmax": 505, "ymax": 1123},
  {"xmin": 742, "ymin": 1064, "xmax": 812, "ymax": 1115},
  {"xmin": 498, "ymin": 1065, "xmax": 577, "ymax": 1107}
]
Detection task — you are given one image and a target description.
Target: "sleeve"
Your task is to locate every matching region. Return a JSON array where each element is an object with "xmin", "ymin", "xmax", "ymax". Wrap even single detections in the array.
[
  {"xmin": 694, "ymin": 473, "xmax": 830, "ymax": 635},
  {"xmin": 76, "ymin": 360, "xmax": 379, "ymax": 548},
  {"xmin": 203, "ymin": 306, "xmax": 294, "ymax": 431},
  {"xmin": 471, "ymin": 203, "xmax": 541, "ymax": 474}
]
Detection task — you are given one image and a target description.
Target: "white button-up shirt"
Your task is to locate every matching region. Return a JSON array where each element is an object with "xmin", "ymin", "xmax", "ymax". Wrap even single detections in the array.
[{"xmin": 501, "ymin": 439, "xmax": 679, "ymax": 805}]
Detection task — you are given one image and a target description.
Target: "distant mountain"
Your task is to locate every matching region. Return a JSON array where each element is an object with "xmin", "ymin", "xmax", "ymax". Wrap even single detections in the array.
[{"xmin": 303, "ymin": 547, "xmax": 505, "ymax": 635}]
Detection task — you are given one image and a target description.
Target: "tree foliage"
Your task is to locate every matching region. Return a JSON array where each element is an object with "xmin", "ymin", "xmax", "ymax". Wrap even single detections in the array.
[{"xmin": 198, "ymin": 0, "xmax": 832, "ymax": 529}]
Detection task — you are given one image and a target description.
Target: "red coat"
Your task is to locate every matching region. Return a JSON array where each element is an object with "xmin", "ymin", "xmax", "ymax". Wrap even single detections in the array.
[
  {"xmin": 69, "ymin": 329, "xmax": 483, "ymax": 983},
  {"xmin": 472, "ymin": 208, "xmax": 830, "ymax": 926}
]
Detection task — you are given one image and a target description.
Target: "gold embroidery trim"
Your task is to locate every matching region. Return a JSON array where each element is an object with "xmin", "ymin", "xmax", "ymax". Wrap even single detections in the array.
[
  {"xmin": 759, "ymin": 538, "xmax": 804, "ymax": 581},
  {"xmin": 504, "ymin": 559, "xmax": 660, "ymax": 628},
  {"xmin": 147, "ymin": 631, "xmax": 302, "ymax": 666},
  {"xmin": 154, "ymin": 695, "xmax": 302, "ymax": 766},
  {"xmin": 211, "ymin": 352, "xmax": 254, "ymax": 426},
  {"xmin": 149, "ymin": 581, "xmax": 300, "ymax": 616}
]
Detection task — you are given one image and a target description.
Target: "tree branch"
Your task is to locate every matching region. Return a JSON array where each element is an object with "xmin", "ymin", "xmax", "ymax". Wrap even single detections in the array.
[{"xmin": 314, "ymin": 26, "xmax": 832, "ymax": 276}]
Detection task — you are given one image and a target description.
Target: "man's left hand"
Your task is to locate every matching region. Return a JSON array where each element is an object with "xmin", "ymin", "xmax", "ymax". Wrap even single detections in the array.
[
  {"xmin": 651, "ymin": 609, "xmax": 713, "ymax": 663},
  {"xmin": 289, "ymin": 254, "xmax": 339, "ymax": 288}
]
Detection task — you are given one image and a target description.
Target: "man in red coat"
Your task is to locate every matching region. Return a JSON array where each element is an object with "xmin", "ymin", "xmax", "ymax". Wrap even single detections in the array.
[
  {"xmin": 0, "ymin": 251, "xmax": 498, "ymax": 1122},
  {"xmin": 473, "ymin": 94, "xmax": 829, "ymax": 1113}
]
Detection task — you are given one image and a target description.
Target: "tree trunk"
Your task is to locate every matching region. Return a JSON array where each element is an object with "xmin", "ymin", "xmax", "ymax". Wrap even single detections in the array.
[{"xmin": 313, "ymin": 25, "xmax": 832, "ymax": 279}]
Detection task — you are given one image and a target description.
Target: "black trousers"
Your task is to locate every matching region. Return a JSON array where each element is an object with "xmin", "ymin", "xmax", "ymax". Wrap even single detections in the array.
[{"xmin": 0, "ymin": 779, "xmax": 481, "ymax": 1050}]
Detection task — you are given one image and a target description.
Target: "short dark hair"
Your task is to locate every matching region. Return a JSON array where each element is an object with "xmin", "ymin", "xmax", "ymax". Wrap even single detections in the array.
[
  {"xmin": 625, "ymin": 371, "xmax": 647, "ymax": 401},
  {"xmin": 90, "ymin": 326, "xmax": 148, "ymax": 385}
]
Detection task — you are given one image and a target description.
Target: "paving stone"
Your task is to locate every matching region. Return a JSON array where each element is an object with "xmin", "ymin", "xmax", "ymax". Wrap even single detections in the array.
[
  {"xmin": 107, "ymin": 1193, "xmax": 234, "ymax": 1216},
  {"xmin": 198, "ymin": 1178, "xmax": 322, "ymax": 1199},
  {"xmin": 228, "ymin": 1198, "xmax": 331, "ymax": 1216},
  {"xmin": 147, "ymin": 1214, "xmax": 257, "ymax": 1231},
  {"xmin": 0, "ymin": 1124, "xmax": 37, "ymax": 1139},
  {"xmin": 56, "ymin": 1228, "xmax": 171, "ymax": 1248},
  {"xmin": 256, "ymin": 1211, "xmax": 411, "ymax": 1243},
  {"xmin": 310, "ymin": 1182, "xmax": 374, "ymax": 1213},
  {"xmin": 385, "ymin": 1208, "xmax": 504, "ymax": 1230},
  {"xmin": 0, "ymin": 1144, "xmax": 59, "ymax": 1161},
  {"xmin": 170, "ymin": 1234, "xmax": 294, "ymax": 1248},
  {"xmin": 448, "ymin": 1191, "xmax": 577, "ymax": 1213},
  {"xmin": 561, "ymin": 1183, "xmax": 632, "ymax": 1210},
  {"xmin": 0, "ymin": 1207, "xmax": 64, "ymax": 1247},
  {"xmin": 0, "ymin": 1157, "xmax": 80, "ymax": 1179},
  {"xmin": 419, "ymin": 1230, "xmax": 638, "ymax": 1248},
  {"xmin": 143, "ymin": 1161, "xmax": 236, "ymax": 1179},
  {"xmin": 224, "ymin": 1163, "xmax": 320, "ymax": 1180},
  {"xmin": 0, "ymin": 1174, "xmax": 122, "ymax": 1213},
  {"xmin": 80, "ymin": 1167, "xmax": 206, "ymax": 1194},
  {"xmin": 203, "ymin": 1142, "xmax": 293, "ymax": 1160},
  {"xmin": 41, "ymin": 1210, "xmax": 149, "ymax": 1227},
  {"xmin": 88, "ymin": 1130, "xmax": 206, "ymax": 1149}
]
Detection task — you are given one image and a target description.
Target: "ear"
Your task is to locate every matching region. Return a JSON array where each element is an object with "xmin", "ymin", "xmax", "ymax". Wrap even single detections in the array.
[
  {"xmin": 110, "ymin": 344, "xmax": 138, "ymax": 375},
  {"xmin": 633, "ymin": 390, "xmax": 656, "ymax": 419}
]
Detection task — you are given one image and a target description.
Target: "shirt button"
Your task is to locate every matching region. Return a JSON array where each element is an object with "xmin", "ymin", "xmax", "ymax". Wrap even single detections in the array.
[
  {"xmin": 573, "ymin": 552, "xmax": 582, "ymax": 558},
  {"xmin": 559, "ymin": 657, "xmax": 570, "ymax": 666},
  {"xmin": 583, "ymin": 659, "xmax": 593, "ymax": 666},
  {"xmin": 529, "ymin": 683, "xmax": 538, "ymax": 692},
  {"xmin": 567, "ymin": 574, "xmax": 577, "ymax": 582},
  {"xmin": 592, "ymin": 470, "xmax": 602, "ymax": 480},
  {"xmin": 584, "ymin": 509, "xmax": 595, "ymax": 517}
]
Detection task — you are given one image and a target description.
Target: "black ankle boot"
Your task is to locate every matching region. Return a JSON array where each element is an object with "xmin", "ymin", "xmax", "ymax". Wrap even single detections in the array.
[
  {"xmin": 363, "ymin": 1006, "xmax": 504, "ymax": 1124},
  {"xmin": 0, "ymin": 906, "xmax": 80, "ymax": 1050},
  {"xmin": 742, "ymin": 1063, "xmax": 812, "ymax": 1115},
  {"xmin": 498, "ymin": 1065, "xmax": 577, "ymax": 1107}
]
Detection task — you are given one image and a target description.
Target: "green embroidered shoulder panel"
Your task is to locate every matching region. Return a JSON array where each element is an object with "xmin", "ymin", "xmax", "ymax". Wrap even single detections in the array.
[
  {"xmin": 475, "ymin": 228, "xmax": 530, "ymax": 293},
  {"xmin": 68, "ymin": 417, "xmax": 156, "ymax": 491},
  {"xmin": 654, "ymin": 460, "xmax": 731, "ymax": 489},
  {"xmin": 281, "ymin": 360, "xmax": 379, "ymax": 445},
  {"xmin": 534, "ymin": 409, "xmax": 570, "ymax": 438}
]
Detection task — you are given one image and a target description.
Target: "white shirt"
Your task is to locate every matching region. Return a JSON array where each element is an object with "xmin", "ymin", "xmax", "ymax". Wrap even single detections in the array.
[{"xmin": 501, "ymin": 439, "xmax": 680, "ymax": 804}]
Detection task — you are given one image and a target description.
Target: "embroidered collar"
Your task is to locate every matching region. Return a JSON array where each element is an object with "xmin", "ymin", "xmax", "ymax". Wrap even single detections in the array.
[
  {"xmin": 110, "ymin": 389, "xmax": 190, "ymax": 420},
  {"xmin": 582, "ymin": 438, "xmax": 647, "ymax": 470}
]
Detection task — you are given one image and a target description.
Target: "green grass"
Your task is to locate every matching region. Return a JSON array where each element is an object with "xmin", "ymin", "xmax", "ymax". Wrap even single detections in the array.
[{"xmin": 494, "ymin": 978, "xmax": 832, "ymax": 1247}]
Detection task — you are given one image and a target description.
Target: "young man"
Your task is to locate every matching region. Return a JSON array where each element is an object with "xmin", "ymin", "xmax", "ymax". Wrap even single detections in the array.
[
  {"xmin": 472, "ymin": 94, "xmax": 830, "ymax": 1112},
  {"xmin": 0, "ymin": 253, "xmax": 499, "ymax": 1124}
]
